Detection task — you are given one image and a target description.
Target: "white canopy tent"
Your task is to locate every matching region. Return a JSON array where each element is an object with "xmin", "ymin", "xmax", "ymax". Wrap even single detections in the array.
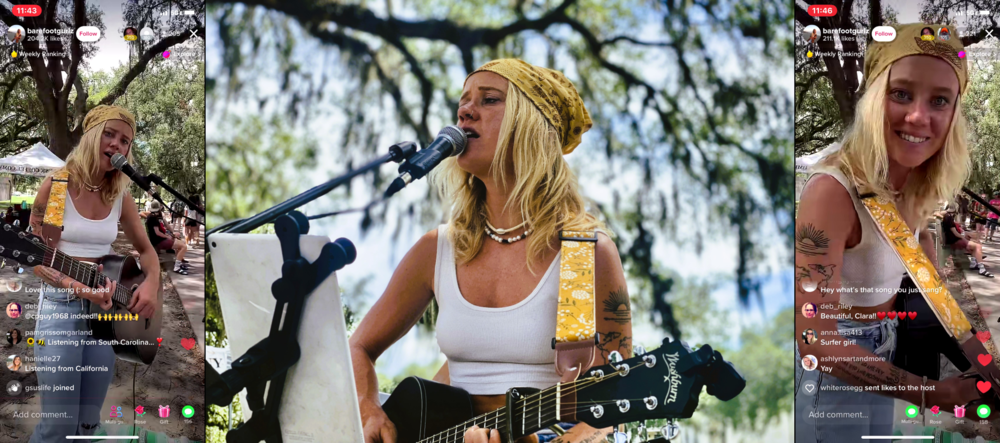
[{"xmin": 0, "ymin": 143, "xmax": 65, "ymax": 177}]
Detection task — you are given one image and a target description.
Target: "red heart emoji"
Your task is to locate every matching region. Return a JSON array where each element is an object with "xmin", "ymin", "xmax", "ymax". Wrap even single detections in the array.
[
  {"xmin": 978, "ymin": 331, "xmax": 992, "ymax": 343},
  {"xmin": 908, "ymin": 312, "xmax": 917, "ymax": 320},
  {"xmin": 979, "ymin": 354, "xmax": 993, "ymax": 366},
  {"xmin": 897, "ymin": 312, "xmax": 906, "ymax": 321},
  {"xmin": 877, "ymin": 312, "xmax": 886, "ymax": 320},
  {"xmin": 156, "ymin": 337, "xmax": 163, "ymax": 343},
  {"xmin": 978, "ymin": 380, "xmax": 992, "ymax": 394},
  {"xmin": 181, "ymin": 338, "xmax": 195, "ymax": 350},
  {"xmin": 887, "ymin": 312, "xmax": 897, "ymax": 319}
]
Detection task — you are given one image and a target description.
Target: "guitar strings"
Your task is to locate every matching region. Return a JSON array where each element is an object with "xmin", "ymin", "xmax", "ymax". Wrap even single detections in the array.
[
  {"xmin": 29, "ymin": 240, "xmax": 131, "ymax": 306},
  {"xmin": 418, "ymin": 362, "xmax": 640, "ymax": 443}
]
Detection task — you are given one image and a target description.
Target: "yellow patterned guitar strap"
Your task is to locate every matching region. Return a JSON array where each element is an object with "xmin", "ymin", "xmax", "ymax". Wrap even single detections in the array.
[
  {"xmin": 40, "ymin": 170, "xmax": 69, "ymax": 247},
  {"xmin": 556, "ymin": 230, "xmax": 598, "ymax": 343},
  {"xmin": 857, "ymin": 190, "xmax": 972, "ymax": 340}
]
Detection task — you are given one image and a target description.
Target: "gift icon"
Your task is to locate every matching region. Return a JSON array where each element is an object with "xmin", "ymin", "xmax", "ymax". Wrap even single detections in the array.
[{"xmin": 158, "ymin": 405, "xmax": 170, "ymax": 418}]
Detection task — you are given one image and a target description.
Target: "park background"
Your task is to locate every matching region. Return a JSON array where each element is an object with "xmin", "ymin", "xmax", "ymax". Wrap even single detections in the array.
[
  {"xmin": 206, "ymin": 0, "xmax": 795, "ymax": 441},
  {"xmin": 0, "ymin": 0, "xmax": 206, "ymax": 440}
]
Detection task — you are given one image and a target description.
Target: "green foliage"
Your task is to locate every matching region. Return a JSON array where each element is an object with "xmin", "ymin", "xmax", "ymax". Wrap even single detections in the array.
[
  {"xmin": 964, "ymin": 50, "xmax": 1000, "ymax": 194},
  {"xmin": 206, "ymin": 115, "xmax": 317, "ymax": 226}
]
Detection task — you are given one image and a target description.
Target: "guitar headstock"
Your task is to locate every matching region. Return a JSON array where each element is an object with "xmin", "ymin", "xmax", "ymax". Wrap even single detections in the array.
[
  {"xmin": 573, "ymin": 338, "xmax": 745, "ymax": 429},
  {"xmin": 0, "ymin": 222, "xmax": 46, "ymax": 267}
]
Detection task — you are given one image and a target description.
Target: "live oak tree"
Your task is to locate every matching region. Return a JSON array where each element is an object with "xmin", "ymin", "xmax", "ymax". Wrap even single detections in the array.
[
  {"xmin": 794, "ymin": 0, "xmax": 999, "ymax": 157},
  {"xmin": 0, "ymin": 0, "xmax": 205, "ymax": 159}
]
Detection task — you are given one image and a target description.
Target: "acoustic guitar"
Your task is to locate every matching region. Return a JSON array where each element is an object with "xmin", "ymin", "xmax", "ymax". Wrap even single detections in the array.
[
  {"xmin": 0, "ymin": 222, "xmax": 162, "ymax": 364},
  {"xmin": 381, "ymin": 337, "xmax": 744, "ymax": 443}
]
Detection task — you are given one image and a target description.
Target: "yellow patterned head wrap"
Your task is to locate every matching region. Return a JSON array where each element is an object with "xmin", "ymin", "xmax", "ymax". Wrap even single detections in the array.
[
  {"xmin": 864, "ymin": 23, "xmax": 968, "ymax": 94},
  {"xmin": 468, "ymin": 59, "xmax": 593, "ymax": 155},
  {"xmin": 83, "ymin": 105, "xmax": 137, "ymax": 137}
]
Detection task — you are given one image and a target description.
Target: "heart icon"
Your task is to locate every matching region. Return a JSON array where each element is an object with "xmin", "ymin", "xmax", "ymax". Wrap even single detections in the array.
[
  {"xmin": 156, "ymin": 337, "xmax": 163, "ymax": 347},
  {"xmin": 181, "ymin": 338, "xmax": 195, "ymax": 350},
  {"xmin": 887, "ymin": 312, "xmax": 897, "ymax": 320},
  {"xmin": 978, "ymin": 331, "xmax": 992, "ymax": 343},
  {"xmin": 980, "ymin": 354, "xmax": 993, "ymax": 366},
  {"xmin": 896, "ymin": 312, "xmax": 906, "ymax": 321},
  {"xmin": 908, "ymin": 312, "xmax": 917, "ymax": 320},
  {"xmin": 877, "ymin": 312, "xmax": 886, "ymax": 320},
  {"xmin": 978, "ymin": 380, "xmax": 992, "ymax": 394},
  {"xmin": 805, "ymin": 384, "xmax": 814, "ymax": 392}
]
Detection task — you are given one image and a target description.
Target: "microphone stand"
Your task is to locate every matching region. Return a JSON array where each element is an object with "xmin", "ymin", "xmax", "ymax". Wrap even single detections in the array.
[
  {"xmin": 209, "ymin": 141, "xmax": 418, "ymax": 236},
  {"xmin": 147, "ymin": 173, "xmax": 205, "ymax": 217},
  {"xmin": 205, "ymin": 141, "xmax": 417, "ymax": 443}
]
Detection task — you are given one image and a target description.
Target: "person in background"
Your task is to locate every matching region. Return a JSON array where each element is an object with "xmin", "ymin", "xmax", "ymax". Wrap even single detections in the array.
[
  {"xmin": 184, "ymin": 195, "xmax": 202, "ymax": 247},
  {"xmin": 145, "ymin": 201, "xmax": 190, "ymax": 275},
  {"xmin": 988, "ymin": 193, "xmax": 1000, "ymax": 242},
  {"xmin": 943, "ymin": 209, "xmax": 992, "ymax": 277}
]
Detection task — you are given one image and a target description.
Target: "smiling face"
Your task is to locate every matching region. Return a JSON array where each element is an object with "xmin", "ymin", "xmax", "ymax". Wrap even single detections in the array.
[
  {"xmin": 99, "ymin": 120, "xmax": 134, "ymax": 172},
  {"xmin": 6, "ymin": 303, "xmax": 19, "ymax": 318},
  {"xmin": 457, "ymin": 71, "xmax": 510, "ymax": 180},
  {"xmin": 802, "ymin": 303, "xmax": 816, "ymax": 318},
  {"xmin": 884, "ymin": 55, "xmax": 960, "ymax": 170}
]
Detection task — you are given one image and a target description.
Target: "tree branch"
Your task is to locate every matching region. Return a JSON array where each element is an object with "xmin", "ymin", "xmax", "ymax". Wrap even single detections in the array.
[
  {"xmin": 0, "ymin": 72, "xmax": 31, "ymax": 109},
  {"xmin": 60, "ymin": 0, "xmax": 86, "ymax": 108},
  {"xmin": 98, "ymin": 26, "xmax": 205, "ymax": 108}
]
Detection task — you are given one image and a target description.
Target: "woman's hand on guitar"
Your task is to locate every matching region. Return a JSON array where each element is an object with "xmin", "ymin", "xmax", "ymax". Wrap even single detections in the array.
[
  {"xmin": 360, "ymin": 399, "xmax": 397, "ymax": 443},
  {"xmin": 464, "ymin": 425, "xmax": 501, "ymax": 443},
  {"xmin": 128, "ymin": 278, "xmax": 158, "ymax": 319},
  {"xmin": 82, "ymin": 264, "xmax": 115, "ymax": 311}
]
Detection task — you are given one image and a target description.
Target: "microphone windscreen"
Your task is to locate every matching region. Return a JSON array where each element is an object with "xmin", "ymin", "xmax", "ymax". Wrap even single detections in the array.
[
  {"xmin": 110, "ymin": 153, "xmax": 128, "ymax": 170},
  {"xmin": 438, "ymin": 125, "xmax": 468, "ymax": 157}
]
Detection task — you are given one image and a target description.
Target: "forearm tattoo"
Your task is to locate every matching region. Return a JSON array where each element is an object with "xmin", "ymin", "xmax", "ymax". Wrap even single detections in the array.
[
  {"xmin": 832, "ymin": 359, "xmax": 907, "ymax": 389},
  {"xmin": 35, "ymin": 266, "xmax": 74, "ymax": 290}
]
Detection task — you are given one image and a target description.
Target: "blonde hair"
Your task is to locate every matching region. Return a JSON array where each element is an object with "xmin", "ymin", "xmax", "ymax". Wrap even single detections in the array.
[
  {"xmin": 55, "ymin": 121, "xmax": 134, "ymax": 205},
  {"xmin": 434, "ymin": 82, "xmax": 610, "ymax": 273},
  {"xmin": 819, "ymin": 67, "xmax": 969, "ymax": 230}
]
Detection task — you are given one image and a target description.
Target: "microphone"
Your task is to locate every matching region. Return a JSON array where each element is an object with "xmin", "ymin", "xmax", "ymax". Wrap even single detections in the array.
[
  {"xmin": 110, "ymin": 153, "xmax": 154, "ymax": 193},
  {"xmin": 385, "ymin": 126, "xmax": 468, "ymax": 197}
]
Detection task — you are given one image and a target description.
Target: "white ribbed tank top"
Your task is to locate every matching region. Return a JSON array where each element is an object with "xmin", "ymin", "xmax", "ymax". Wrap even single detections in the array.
[
  {"xmin": 434, "ymin": 224, "xmax": 562, "ymax": 395},
  {"xmin": 57, "ymin": 192, "xmax": 123, "ymax": 257},
  {"xmin": 807, "ymin": 168, "xmax": 915, "ymax": 307}
]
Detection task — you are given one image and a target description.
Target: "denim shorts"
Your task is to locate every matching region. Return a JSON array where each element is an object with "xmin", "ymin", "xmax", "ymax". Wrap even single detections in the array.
[
  {"xmin": 795, "ymin": 316, "xmax": 898, "ymax": 443},
  {"xmin": 29, "ymin": 284, "xmax": 116, "ymax": 442}
]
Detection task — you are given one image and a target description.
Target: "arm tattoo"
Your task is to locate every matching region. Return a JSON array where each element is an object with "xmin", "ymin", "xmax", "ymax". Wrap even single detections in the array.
[
  {"xmin": 35, "ymin": 266, "xmax": 74, "ymax": 290},
  {"xmin": 31, "ymin": 205, "xmax": 45, "ymax": 216},
  {"xmin": 595, "ymin": 331, "xmax": 622, "ymax": 364},
  {"xmin": 796, "ymin": 224, "xmax": 831, "ymax": 256},
  {"xmin": 601, "ymin": 287, "xmax": 631, "ymax": 325},
  {"xmin": 795, "ymin": 263, "xmax": 837, "ymax": 296}
]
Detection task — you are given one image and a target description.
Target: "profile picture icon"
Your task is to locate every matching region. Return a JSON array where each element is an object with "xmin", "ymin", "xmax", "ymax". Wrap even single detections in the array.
[
  {"xmin": 938, "ymin": 27, "xmax": 950, "ymax": 41},
  {"xmin": 124, "ymin": 27, "xmax": 138, "ymax": 41},
  {"xmin": 6, "ymin": 328, "xmax": 21, "ymax": 345},
  {"xmin": 6, "ymin": 302, "xmax": 21, "ymax": 319},
  {"xmin": 6, "ymin": 25, "xmax": 24, "ymax": 45},
  {"xmin": 921, "ymin": 27, "xmax": 935, "ymax": 41},
  {"xmin": 139, "ymin": 27, "xmax": 154, "ymax": 42},
  {"xmin": 802, "ymin": 355, "xmax": 818, "ymax": 371},
  {"xmin": 801, "ymin": 302, "xmax": 817, "ymax": 319},
  {"xmin": 802, "ymin": 25, "xmax": 821, "ymax": 44},
  {"xmin": 6, "ymin": 354, "xmax": 22, "ymax": 372},
  {"xmin": 7, "ymin": 279, "xmax": 21, "ymax": 292},
  {"xmin": 802, "ymin": 328, "xmax": 817, "ymax": 345}
]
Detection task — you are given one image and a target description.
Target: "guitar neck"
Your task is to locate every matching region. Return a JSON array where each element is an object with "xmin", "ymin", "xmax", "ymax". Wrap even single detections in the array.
[
  {"xmin": 419, "ymin": 385, "xmax": 564, "ymax": 443},
  {"xmin": 42, "ymin": 248, "xmax": 129, "ymax": 306}
]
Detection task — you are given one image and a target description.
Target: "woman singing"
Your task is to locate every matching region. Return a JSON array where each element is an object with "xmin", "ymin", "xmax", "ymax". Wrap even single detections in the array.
[
  {"xmin": 351, "ymin": 59, "xmax": 630, "ymax": 443},
  {"xmin": 28, "ymin": 105, "xmax": 160, "ymax": 440},
  {"xmin": 795, "ymin": 24, "xmax": 981, "ymax": 441}
]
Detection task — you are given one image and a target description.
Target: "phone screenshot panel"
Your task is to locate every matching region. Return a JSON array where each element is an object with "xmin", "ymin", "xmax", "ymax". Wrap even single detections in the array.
[
  {"xmin": 796, "ymin": 1, "xmax": 1000, "ymax": 442},
  {"xmin": 0, "ymin": 1, "xmax": 205, "ymax": 441}
]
